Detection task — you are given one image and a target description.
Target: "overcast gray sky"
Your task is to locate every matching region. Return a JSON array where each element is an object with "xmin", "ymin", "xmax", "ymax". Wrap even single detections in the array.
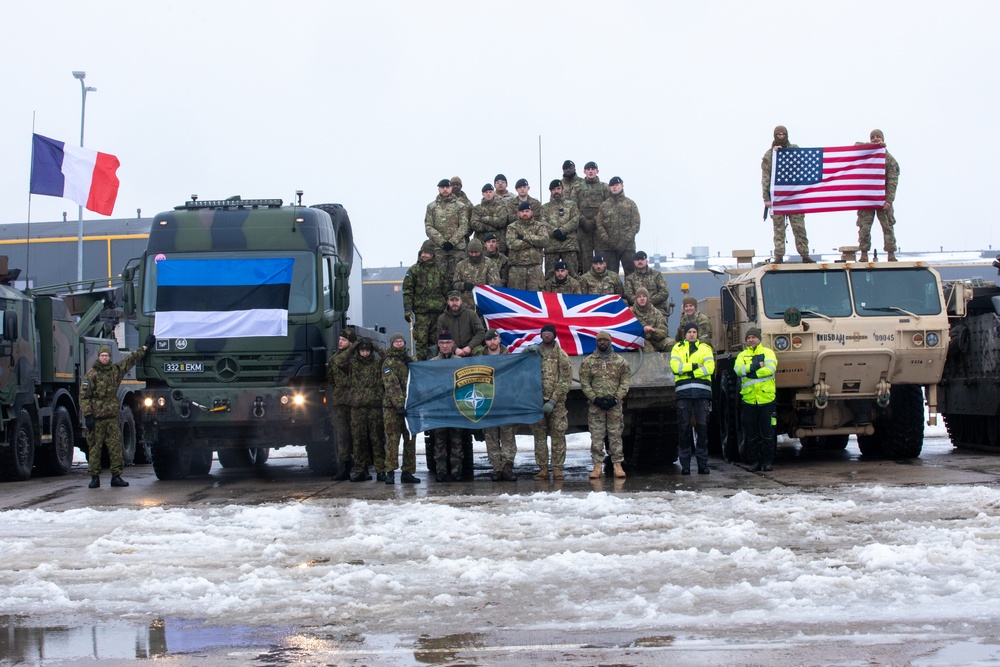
[{"xmin": 3, "ymin": 1, "xmax": 997, "ymax": 267}]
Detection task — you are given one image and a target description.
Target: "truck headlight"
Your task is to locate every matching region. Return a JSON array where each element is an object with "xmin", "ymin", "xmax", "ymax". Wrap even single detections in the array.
[
  {"xmin": 774, "ymin": 335, "xmax": 790, "ymax": 351},
  {"xmin": 926, "ymin": 332, "xmax": 939, "ymax": 347}
]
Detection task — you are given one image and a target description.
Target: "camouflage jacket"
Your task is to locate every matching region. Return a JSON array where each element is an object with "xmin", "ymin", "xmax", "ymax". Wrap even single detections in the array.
[
  {"xmin": 538, "ymin": 343, "xmax": 573, "ymax": 402},
  {"xmin": 470, "ymin": 198, "xmax": 513, "ymax": 253},
  {"xmin": 675, "ymin": 311, "xmax": 714, "ymax": 346},
  {"xmin": 505, "ymin": 218, "xmax": 549, "ymax": 267},
  {"xmin": 630, "ymin": 303, "xmax": 672, "ymax": 352},
  {"xmin": 453, "ymin": 256, "xmax": 501, "ymax": 310},
  {"xmin": 576, "ymin": 178, "xmax": 610, "ymax": 230},
  {"xmin": 579, "ymin": 350, "xmax": 631, "ymax": 402},
  {"xmin": 596, "ymin": 193, "xmax": 641, "ymax": 251},
  {"xmin": 511, "ymin": 195, "xmax": 541, "ymax": 213},
  {"xmin": 346, "ymin": 345, "xmax": 386, "ymax": 408},
  {"xmin": 544, "ymin": 274, "xmax": 582, "ymax": 294},
  {"xmin": 472, "ymin": 343, "xmax": 509, "ymax": 357},
  {"xmin": 82, "ymin": 347, "xmax": 146, "ymax": 419},
  {"xmin": 403, "ymin": 255, "xmax": 449, "ymax": 315},
  {"xmin": 561, "ymin": 174, "xmax": 585, "ymax": 203},
  {"xmin": 537, "ymin": 195, "xmax": 581, "ymax": 254},
  {"xmin": 381, "ymin": 347, "xmax": 410, "ymax": 410},
  {"xmin": 579, "ymin": 268, "xmax": 624, "ymax": 296},
  {"xmin": 436, "ymin": 306, "xmax": 485, "ymax": 350},
  {"xmin": 624, "ymin": 269, "xmax": 669, "ymax": 310},
  {"xmin": 424, "ymin": 194, "xmax": 471, "ymax": 250},
  {"xmin": 327, "ymin": 347, "xmax": 354, "ymax": 406},
  {"xmin": 761, "ymin": 143, "xmax": 799, "ymax": 200},
  {"xmin": 485, "ymin": 250, "xmax": 510, "ymax": 286}
]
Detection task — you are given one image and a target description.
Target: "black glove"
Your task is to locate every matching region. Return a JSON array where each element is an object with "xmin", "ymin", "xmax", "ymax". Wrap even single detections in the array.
[
  {"xmin": 85, "ymin": 415, "xmax": 95, "ymax": 430},
  {"xmin": 691, "ymin": 362, "xmax": 699, "ymax": 371},
  {"xmin": 442, "ymin": 241, "xmax": 454, "ymax": 252},
  {"xmin": 403, "ymin": 311, "xmax": 412, "ymax": 323},
  {"xmin": 542, "ymin": 399, "xmax": 556, "ymax": 415},
  {"xmin": 553, "ymin": 229, "xmax": 567, "ymax": 242},
  {"xmin": 144, "ymin": 334, "xmax": 156, "ymax": 349},
  {"xmin": 396, "ymin": 408, "xmax": 407, "ymax": 416},
  {"xmin": 463, "ymin": 282, "xmax": 475, "ymax": 292},
  {"xmin": 600, "ymin": 396, "xmax": 618, "ymax": 409}
]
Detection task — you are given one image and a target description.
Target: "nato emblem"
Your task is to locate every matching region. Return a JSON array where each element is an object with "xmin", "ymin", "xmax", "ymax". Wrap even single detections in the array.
[{"xmin": 454, "ymin": 365, "xmax": 494, "ymax": 422}]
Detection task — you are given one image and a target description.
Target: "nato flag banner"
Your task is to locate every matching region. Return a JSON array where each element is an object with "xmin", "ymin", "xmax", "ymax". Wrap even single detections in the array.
[{"xmin": 404, "ymin": 353, "xmax": 543, "ymax": 432}]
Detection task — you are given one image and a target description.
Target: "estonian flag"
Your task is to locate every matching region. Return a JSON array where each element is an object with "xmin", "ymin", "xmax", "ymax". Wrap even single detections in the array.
[
  {"xmin": 153, "ymin": 258, "xmax": 294, "ymax": 339},
  {"xmin": 29, "ymin": 133, "xmax": 120, "ymax": 216}
]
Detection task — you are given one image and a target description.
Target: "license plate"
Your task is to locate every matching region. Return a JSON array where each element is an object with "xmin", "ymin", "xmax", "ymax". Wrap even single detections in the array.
[{"xmin": 163, "ymin": 362, "xmax": 204, "ymax": 373}]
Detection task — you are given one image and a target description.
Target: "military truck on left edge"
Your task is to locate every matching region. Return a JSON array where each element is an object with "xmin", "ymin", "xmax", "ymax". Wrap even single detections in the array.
[{"xmin": 121, "ymin": 196, "xmax": 355, "ymax": 480}]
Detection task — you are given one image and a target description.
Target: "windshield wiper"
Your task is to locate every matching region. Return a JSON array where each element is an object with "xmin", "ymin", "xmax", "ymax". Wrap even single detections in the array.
[
  {"xmin": 799, "ymin": 309, "xmax": 834, "ymax": 322},
  {"xmin": 861, "ymin": 305, "xmax": 920, "ymax": 320}
]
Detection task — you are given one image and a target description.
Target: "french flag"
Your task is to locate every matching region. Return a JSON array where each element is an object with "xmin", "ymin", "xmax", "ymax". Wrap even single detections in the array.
[{"xmin": 29, "ymin": 133, "xmax": 120, "ymax": 216}]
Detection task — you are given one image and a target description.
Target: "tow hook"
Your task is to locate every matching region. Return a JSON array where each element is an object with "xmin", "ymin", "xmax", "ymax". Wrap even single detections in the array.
[
  {"xmin": 253, "ymin": 396, "xmax": 265, "ymax": 418},
  {"xmin": 876, "ymin": 379, "xmax": 891, "ymax": 408},
  {"xmin": 813, "ymin": 381, "xmax": 830, "ymax": 409}
]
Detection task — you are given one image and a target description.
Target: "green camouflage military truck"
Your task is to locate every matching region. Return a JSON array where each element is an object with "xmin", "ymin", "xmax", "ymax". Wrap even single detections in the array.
[
  {"xmin": 121, "ymin": 196, "xmax": 354, "ymax": 480},
  {"xmin": 0, "ymin": 261, "xmax": 143, "ymax": 481}
]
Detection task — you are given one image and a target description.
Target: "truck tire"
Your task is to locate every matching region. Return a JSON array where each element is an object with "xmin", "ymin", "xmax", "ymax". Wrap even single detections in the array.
[
  {"xmin": 857, "ymin": 385, "xmax": 924, "ymax": 459},
  {"xmin": 189, "ymin": 449, "xmax": 213, "ymax": 475},
  {"xmin": 719, "ymin": 370, "xmax": 744, "ymax": 463},
  {"xmin": 217, "ymin": 447, "xmax": 269, "ymax": 468},
  {"xmin": 0, "ymin": 411, "xmax": 36, "ymax": 482},
  {"xmin": 36, "ymin": 406, "xmax": 74, "ymax": 476},
  {"xmin": 120, "ymin": 406, "xmax": 137, "ymax": 467},
  {"xmin": 800, "ymin": 434, "xmax": 850, "ymax": 450},
  {"xmin": 152, "ymin": 441, "xmax": 192, "ymax": 480}
]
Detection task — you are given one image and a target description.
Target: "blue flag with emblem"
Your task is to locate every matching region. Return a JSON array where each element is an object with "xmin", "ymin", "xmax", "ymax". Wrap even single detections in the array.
[{"xmin": 404, "ymin": 353, "xmax": 543, "ymax": 432}]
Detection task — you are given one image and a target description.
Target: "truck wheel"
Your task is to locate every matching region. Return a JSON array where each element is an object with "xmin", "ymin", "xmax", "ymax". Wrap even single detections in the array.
[
  {"xmin": 800, "ymin": 434, "xmax": 850, "ymax": 450},
  {"xmin": 253, "ymin": 448, "xmax": 270, "ymax": 466},
  {"xmin": 189, "ymin": 448, "xmax": 213, "ymax": 475},
  {"xmin": 0, "ymin": 411, "xmax": 36, "ymax": 482},
  {"xmin": 37, "ymin": 407, "xmax": 74, "ymax": 476},
  {"xmin": 152, "ymin": 441, "xmax": 192, "ymax": 480},
  {"xmin": 858, "ymin": 385, "xmax": 924, "ymax": 459},
  {"xmin": 217, "ymin": 448, "xmax": 267, "ymax": 468},
  {"xmin": 119, "ymin": 406, "xmax": 137, "ymax": 467},
  {"xmin": 719, "ymin": 370, "xmax": 744, "ymax": 463}
]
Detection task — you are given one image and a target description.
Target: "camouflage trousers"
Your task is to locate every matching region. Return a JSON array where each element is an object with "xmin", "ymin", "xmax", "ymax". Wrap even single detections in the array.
[
  {"xmin": 531, "ymin": 402, "xmax": 568, "ymax": 468},
  {"xmin": 601, "ymin": 245, "xmax": 636, "ymax": 277},
  {"xmin": 411, "ymin": 312, "xmax": 439, "ymax": 361},
  {"xmin": 383, "ymin": 410, "xmax": 416, "ymax": 474},
  {"xmin": 484, "ymin": 424, "xmax": 516, "ymax": 471},
  {"xmin": 350, "ymin": 406, "xmax": 386, "ymax": 474},
  {"xmin": 577, "ymin": 218, "xmax": 597, "ymax": 270},
  {"xmin": 588, "ymin": 403, "xmax": 624, "ymax": 465},
  {"xmin": 434, "ymin": 428, "xmax": 465, "ymax": 475},
  {"xmin": 507, "ymin": 265, "xmax": 545, "ymax": 291},
  {"xmin": 856, "ymin": 204, "xmax": 897, "ymax": 253},
  {"xmin": 544, "ymin": 251, "xmax": 580, "ymax": 278},
  {"xmin": 772, "ymin": 213, "xmax": 809, "ymax": 258},
  {"xmin": 434, "ymin": 247, "xmax": 466, "ymax": 285},
  {"xmin": 329, "ymin": 404, "xmax": 352, "ymax": 463},
  {"xmin": 88, "ymin": 416, "xmax": 123, "ymax": 476}
]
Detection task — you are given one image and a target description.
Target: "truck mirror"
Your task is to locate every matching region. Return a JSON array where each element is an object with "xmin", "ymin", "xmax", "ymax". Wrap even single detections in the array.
[
  {"xmin": 1, "ymin": 310, "xmax": 17, "ymax": 341},
  {"xmin": 783, "ymin": 307, "xmax": 802, "ymax": 327},
  {"xmin": 745, "ymin": 286, "xmax": 758, "ymax": 320}
]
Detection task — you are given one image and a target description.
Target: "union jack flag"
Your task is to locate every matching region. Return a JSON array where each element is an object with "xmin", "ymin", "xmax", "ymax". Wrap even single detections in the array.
[{"xmin": 473, "ymin": 285, "xmax": 644, "ymax": 356}]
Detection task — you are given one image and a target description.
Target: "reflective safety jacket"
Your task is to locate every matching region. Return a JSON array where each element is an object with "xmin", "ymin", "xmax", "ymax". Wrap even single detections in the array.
[
  {"xmin": 670, "ymin": 339, "xmax": 715, "ymax": 400},
  {"xmin": 735, "ymin": 343, "xmax": 777, "ymax": 404}
]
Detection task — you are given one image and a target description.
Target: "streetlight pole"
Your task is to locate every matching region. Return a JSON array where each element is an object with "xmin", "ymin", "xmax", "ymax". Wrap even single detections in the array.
[{"xmin": 72, "ymin": 71, "xmax": 96, "ymax": 282}]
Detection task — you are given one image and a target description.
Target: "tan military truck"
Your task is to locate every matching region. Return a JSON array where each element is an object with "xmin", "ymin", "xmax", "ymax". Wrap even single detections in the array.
[{"xmin": 706, "ymin": 249, "xmax": 950, "ymax": 461}]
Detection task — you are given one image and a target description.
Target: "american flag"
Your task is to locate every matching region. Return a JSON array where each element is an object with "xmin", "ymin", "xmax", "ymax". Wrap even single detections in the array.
[
  {"xmin": 770, "ymin": 144, "xmax": 886, "ymax": 215},
  {"xmin": 473, "ymin": 285, "xmax": 644, "ymax": 356}
]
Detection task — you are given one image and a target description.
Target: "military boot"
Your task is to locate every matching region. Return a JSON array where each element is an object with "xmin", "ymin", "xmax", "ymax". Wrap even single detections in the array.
[
  {"xmin": 501, "ymin": 461, "xmax": 515, "ymax": 481},
  {"xmin": 376, "ymin": 472, "xmax": 386, "ymax": 482},
  {"xmin": 533, "ymin": 468, "xmax": 549, "ymax": 480},
  {"xmin": 490, "ymin": 469, "xmax": 503, "ymax": 482},
  {"xmin": 552, "ymin": 467, "xmax": 564, "ymax": 480},
  {"xmin": 88, "ymin": 475, "xmax": 100, "ymax": 489},
  {"xmin": 772, "ymin": 254, "xmax": 783, "ymax": 264},
  {"xmin": 801, "ymin": 255, "xmax": 816, "ymax": 263},
  {"xmin": 887, "ymin": 252, "xmax": 897, "ymax": 262},
  {"xmin": 332, "ymin": 463, "xmax": 352, "ymax": 481},
  {"xmin": 110, "ymin": 475, "xmax": 129, "ymax": 488},
  {"xmin": 858, "ymin": 251, "xmax": 869, "ymax": 263},
  {"xmin": 613, "ymin": 463, "xmax": 626, "ymax": 479},
  {"xmin": 588, "ymin": 463, "xmax": 602, "ymax": 479},
  {"xmin": 384, "ymin": 471, "xmax": 396, "ymax": 485},
  {"xmin": 401, "ymin": 472, "xmax": 421, "ymax": 484}
]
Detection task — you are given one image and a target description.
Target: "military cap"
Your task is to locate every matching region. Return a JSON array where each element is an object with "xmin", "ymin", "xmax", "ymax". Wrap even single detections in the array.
[
  {"xmin": 870, "ymin": 128, "xmax": 885, "ymax": 141},
  {"xmin": 357, "ymin": 338, "xmax": 374, "ymax": 352},
  {"xmin": 340, "ymin": 327, "xmax": 357, "ymax": 343},
  {"xmin": 634, "ymin": 250, "xmax": 647, "ymax": 260},
  {"xmin": 596, "ymin": 331, "xmax": 612, "ymax": 342},
  {"xmin": 562, "ymin": 160, "xmax": 575, "ymax": 169},
  {"xmin": 437, "ymin": 178, "xmax": 452, "ymax": 188},
  {"xmin": 447, "ymin": 290, "xmax": 463, "ymax": 300},
  {"xmin": 592, "ymin": 253, "xmax": 605, "ymax": 263},
  {"xmin": 541, "ymin": 324, "xmax": 557, "ymax": 335},
  {"xmin": 745, "ymin": 327, "xmax": 762, "ymax": 340},
  {"xmin": 609, "ymin": 176, "xmax": 623, "ymax": 186},
  {"xmin": 98, "ymin": 346, "xmax": 111, "ymax": 356},
  {"xmin": 683, "ymin": 296, "xmax": 697, "ymax": 307},
  {"xmin": 438, "ymin": 329, "xmax": 454, "ymax": 342},
  {"xmin": 420, "ymin": 239, "xmax": 436, "ymax": 254},
  {"xmin": 495, "ymin": 173, "xmax": 507, "ymax": 184},
  {"xmin": 450, "ymin": 176, "xmax": 463, "ymax": 187},
  {"xmin": 515, "ymin": 178, "xmax": 529, "ymax": 188},
  {"xmin": 553, "ymin": 260, "xmax": 568, "ymax": 270},
  {"xmin": 468, "ymin": 239, "xmax": 484, "ymax": 253},
  {"xmin": 517, "ymin": 201, "xmax": 532, "ymax": 212},
  {"xmin": 484, "ymin": 328, "xmax": 499, "ymax": 340},
  {"xmin": 549, "ymin": 179, "xmax": 562, "ymax": 191},
  {"xmin": 584, "ymin": 161, "xmax": 598, "ymax": 170},
  {"xmin": 482, "ymin": 232, "xmax": 498, "ymax": 242},
  {"xmin": 390, "ymin": 332, "xmax": 406, "ymax": 344},
  {"xmin": 683, "ymin": 322, "xmax": 699, "ymax": 334},
  {"xmin": 482, "ymin": 183, "xmax": 494, "ymax": 192}
]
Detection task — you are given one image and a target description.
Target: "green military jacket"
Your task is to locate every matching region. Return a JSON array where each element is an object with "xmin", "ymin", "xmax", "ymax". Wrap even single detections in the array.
[
  {"xmin": 596, "ymin": 193, "xmax": 640, "ymax": 252},
  {"xmin": 381, "ymin": 347, "xmax": 409, "ymax": 410},
  {"xmin": 82, "ymin": 347, "xmax": 146, "ymax": 419},
  {"xmin": 403, "ymin": 255, "xmax": 449, "ymax": 315},
  {"xmin": 579, "ymin": 269, "xmax": 624, "ymax": 296}
]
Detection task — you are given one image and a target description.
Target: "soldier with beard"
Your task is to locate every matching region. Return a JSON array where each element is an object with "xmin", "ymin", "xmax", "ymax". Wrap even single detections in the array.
[
  {"xmin": 437, "ymin": 291, "xmax": 485, "ymax": 357},
  {"xmin": 425, "ymin": 178, "xmax": 472, "ymax": 282},
  {"xmin": 473, "ymin": 329, "xmax": 517, "ymax": 481},
  {"xmin": 579, "ymin": 254, "xmax": 624, "ymax": 296},
  {"xmin": 506, "ymin": 202, "xmax": 548, "ymax": 291},
  {"xmin": 403, "ymin": 240, "xmax": 450, "ymax": 361},
  {"xmin": 382, "ymin": 333, "xmax": 421, "ymax": 485},
  {"xmin": 530, "ymin": 324, "xmax": 573, "ymax": 481},
  {"xmin": 538, "ymin": 180, "xmax": 581, "ymax": 277},
  {"xmin": 630, "ymin": 287, "xmax": 672, "ymax": 352},
  {"xmin": 576, "ymin": 161, "xmax": 610, "ymax": 273},
  {"xmin": 560, "ymin": 159, "xmax": 584, "ymax": 203},
  {"xmin": 580, "ymin": 331, "xmax": 631, "ymax": 480},
  {"xmin": 481, "ymin": 232, "xmax": 510, "ymax": 287},
  {"xmin": 453, "ymin": 239, "xmax": 500, "ymax": 312},
  {"xmin": 762, "ymin": 125, "xmax": 813, "ymax": 263},
  {"xmin": 471, "ymin": 183, "xmax": 513, "ymax": 255},
  {"xmin": 328, "ymin": 327, "xmax": 357, "ymax": 480},
  {"xmin": 544, "ymin": 260, "xmax": 582, "ymax": 294},
  {"xmin": 450, "ymin": 176, "xmax": 472, "ymax": 206},
  {"xmin": 596, "ymin": 176, "xmax": 641, "ymax": 276}
]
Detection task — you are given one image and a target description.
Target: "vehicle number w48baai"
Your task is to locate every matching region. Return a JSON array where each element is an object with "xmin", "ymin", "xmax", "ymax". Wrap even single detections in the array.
[{"xmin": 163, "ymin": 362, "xmax": 204, "ymax": 373}]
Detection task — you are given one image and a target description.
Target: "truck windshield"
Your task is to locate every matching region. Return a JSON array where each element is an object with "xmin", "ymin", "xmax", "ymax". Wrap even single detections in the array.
[
  {"xmin": 851, "ymin": 267, "xmax": 942, "ymax": 317},
  {"xmin": 141, "ymin": 251, "xmax": 317, "ymax": 316},
  {"xmin": 761, "ymin": 271, "xmax": 853, "ymax": 318}
]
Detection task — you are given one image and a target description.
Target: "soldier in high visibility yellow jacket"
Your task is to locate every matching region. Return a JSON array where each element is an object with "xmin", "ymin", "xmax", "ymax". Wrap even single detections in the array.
[
  {"xmin": 734, "ymin": 327, "xmax": 778, "ymax": 471},
  {"xmin": 670, "ymin": 323, "xmax": 716, "ymax": 475}
]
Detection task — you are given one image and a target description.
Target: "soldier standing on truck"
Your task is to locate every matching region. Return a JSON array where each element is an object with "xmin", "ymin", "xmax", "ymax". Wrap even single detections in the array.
[
  {"xmin": 425, "ymin": 178, "xmax": 471, "ymax": 283},
  {"xmin": 856, "ymin": 129, "xmax": 900, "ymax": 263},
  {"xmin": 576, "ymin": 162, "xmax": 610, "ymax": 274},
  {"xmin": 82, "ymin": 336, "xmax": 154, "ymax": 488},
  {"xmin": 471, "ymin": 183, "xmax": 513, "ymax": 255},
  {"xmin": 453, "ymin": 239, "xmax": 500, "ymax": 312},
  {"xmin": 482, "ymin": 233, "xmax": 510, "ymax": 287},
  {"xmin": 505, "ymin": 202, "xmax": 548, "ymax": 292},
  {"xmin": 544, "ymin": 260, "xmax": 582, "ymax": 294},
  {"xmin": 579, "ymin": 254, "xmax": 624, "ymax": 296},
  {"xmin": 674, "ymin": 296, "xmax": 713, "ymax": 346},
  {"xmin": 630, "ymin": 287, "xmax": 672, "ymax": 352},
  {"xmin": 530, "ymin": 324, "xmax": 572, "ymax": 481},
  {"xmin": 581, "ymin": 331, "xmax": 630, "ymax": 480},
  {"xmin": 538, "ymin": 180, "xmax": 581, "ymax": 277},
  {"xmin": 735, "ymin": 327, "xmax": 778, "ymax": 472},
  {"xmin": 624, "ymin": 251, "xmax": 670, "ymax": 318},
  {"xmin": 762, "ymin": 125, "xmax": 813, "ymax": 264},
  {"xmin": 328, "ymin": 327, "xmax": 357, "ymax": 481},
  {"xmin": 596, "ymin": 176, "xmax": 640, "ymax": 276},
  {"xmin": 382, "ymin": 333, "xmax": 420, "ymax": 485},
  {"xmin": 671, "ymin": 323, "xmax": 715, "ymax": 475},
  {"xmin": 474, "ymin": 329, "xmax": 518, "ymax": 481},
  {"xmin": 403, "ymin": 240, "xmax": 450, "ymax": 361}
]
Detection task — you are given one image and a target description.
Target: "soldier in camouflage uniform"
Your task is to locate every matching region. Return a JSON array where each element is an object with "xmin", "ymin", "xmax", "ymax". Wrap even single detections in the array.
[
  {"xmin": 674, "ymin": 296, "xmax": 714, "ymax": 345},
  {"xmin": 471, "ymin": 183, "xmax": 513, "ymax": 255},
  {"xmin": 580, "ymin": 330, "xmax": 631, "ymax": 479},
  {"xmin": 576, "ymin": 161, "xmax": 610, "ymax": 273},
  {"xmin": 337, "ymin": 337, "xmax": 387, "ymax": 482},
  {"xmin": 473, "ymin": 329, "xmax": 518, "ymax": 481},
  {"xmin": 431, "ymin": 330, "xmax": 465, "ymax": 481},
  {"xmin": 630, "ymin": 287, "xmax": 673, "ymax": 352},
  {"xmin": 762, "ymin": 125, "xmax": 813, "ymax": 263},
  {"xmin": 81, "ymin": 337, "xmax": 153, "ymax": 488},
  {"xmin": 579, "ymin": 254, "xmax": 624, "ymax": 296},
  {"xmin": 453, "ymin": 239, "xmax": 500, "ymax": 312},
  {"xmin": 624, "ymin": 251, "xmax": 670, "ymax": 319},
  {"xmin": 494, "ymin": 174, "xmax": 515, "ymax": 202},
  {"xmin": 506, "ymin": 202, "xmax": 548, "ymax": 291},
  {"xmin": 544, "ymin": 260, "xmax": 582, "ymax": 294},
  {"xmin": 529, "ymin": 324, "xmax": 573, "ymax": 481},
  {"xmin": 403, "ymin": 239, "xmax": 450, "ymax": 361},
  {"xmin": 328, "ymin": 327, "xmax": 358, "ymax": 481},
  {"xmin": 450, "ymin": 176, "xmax": 472, "ymax": 207},
  {"xmin": 437, "ymin": 291, "xmax": 486, "ymax": 357},
  {"xmin": 425, "ymin": 178, "xmax": 472, "ymax": 282},
  {"xmin": 596, "ymin": 176, "xmax": 641, "ymax": 276},
  {"xmin": 482, "ymin": 233, "xmax": 510, "ymax": 287},
  {"xmin": 856, "ymin": 129, "xmax": 899, "ymax": 262},
  {"xmin": 560, "ymin": 159, "xmax": 585, "ymax": 204},
  {"xmin": 510, "ymin": 178, "xmax": 541, "ymax": 213},
  {"xmin": 382, "ymin": 333, "xmax": 420, "ymax": 485},
  {"xmin": 538, "ymin": 180, "xmax": 582, "ymax": 277}
]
